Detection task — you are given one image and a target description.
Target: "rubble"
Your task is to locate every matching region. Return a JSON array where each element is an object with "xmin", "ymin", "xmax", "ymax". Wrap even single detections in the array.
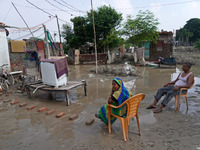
[{"xmin": 90, "ymin": 64, "xmax": 140, "ymax": 76}]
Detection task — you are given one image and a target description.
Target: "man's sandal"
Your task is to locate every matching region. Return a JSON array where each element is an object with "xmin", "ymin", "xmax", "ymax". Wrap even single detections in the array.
[
  {"xmin": 146, "ymin": 105, "xmax": 157, "ymax": 109},
  {"xmin": 153, "ymin": 108, "xmax": 162, "ymax": 113}
]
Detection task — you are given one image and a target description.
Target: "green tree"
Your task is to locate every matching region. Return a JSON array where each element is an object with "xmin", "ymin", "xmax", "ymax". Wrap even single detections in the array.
[
  {"xmin": 194, "ymin": 39, "xmax": 200, "ymax": 50},
  {"xmin": 62, "ymin": 17, "xmax": 88, "ymax": 50},
  {"xmin": 70, "ymin": 16, "xmax": 89, "ymax": 47},
  {"xmin": 123, "ymin": 10, "xmax": 160, "ymax": 47},
  {"xmin": 176, "ymin": 18, "xmax": 200, "ymax": 43},
  {"xmin": 101, "ymin": 28, "xmax": 123, "ymax": 51},
  {"xmin": 178, "ymin": 28, "xmax": 193, "ymax": 45},
  {"xmin": 62, "ymin": 23, "xmax": 74, "ymax": 52},
  {"xmin": 62, "ymin": 5, "xmax": 123, "ymax": 52},
  {"xmin": 86, "ymin": 5, "xmax": 122, "ymax": 47}
]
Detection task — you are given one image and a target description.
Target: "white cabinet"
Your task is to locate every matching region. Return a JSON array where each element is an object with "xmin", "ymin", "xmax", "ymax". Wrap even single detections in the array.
[{"xmin": 40, "ymin": 61, "xmax": 67, "ymax": 87}]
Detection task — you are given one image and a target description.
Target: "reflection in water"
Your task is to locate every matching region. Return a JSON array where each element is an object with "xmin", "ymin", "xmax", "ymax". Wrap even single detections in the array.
[{"xmin": 135, "ymin": 67, "xmax": 176, "ymax": 93}]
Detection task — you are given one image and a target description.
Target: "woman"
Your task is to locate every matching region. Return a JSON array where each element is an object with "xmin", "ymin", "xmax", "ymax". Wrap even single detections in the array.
[{"xmin": 95, "ymin": 78, "xmax": 133, "ymax": 125}]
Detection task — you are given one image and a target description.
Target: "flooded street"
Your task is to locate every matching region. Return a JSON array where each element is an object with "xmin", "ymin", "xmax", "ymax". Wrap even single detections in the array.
[{"xmin": 0, "ymin": 64, "xmax": 200, "ymax": 150}]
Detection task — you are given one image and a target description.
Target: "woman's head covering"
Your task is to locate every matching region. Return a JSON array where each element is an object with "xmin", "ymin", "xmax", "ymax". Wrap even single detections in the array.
[{"xmin": 112, "ymin": 78, "xmax": 133, "ymax": 105}]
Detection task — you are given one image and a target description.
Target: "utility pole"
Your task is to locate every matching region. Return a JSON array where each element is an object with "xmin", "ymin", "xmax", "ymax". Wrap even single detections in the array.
[
  {"xmin": 43, "ymin": 24, "xmax": 50, "ymax": 59},
  {"xmin": 56, "ymin": 15, "xmax": 63, "ymax": 56},
  {"xmin": 91, "ymin": 0, "xmax": 98, "ymax": 74},
  {"xmin": 12, "ymin": 2, "xmax": 38, "ymax": 51}
]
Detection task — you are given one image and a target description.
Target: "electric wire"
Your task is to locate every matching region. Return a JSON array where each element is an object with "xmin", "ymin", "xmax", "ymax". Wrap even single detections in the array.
[
  {"xmin": 26, "ymin": 0, "xmax": 67, "ymax": 22},
  {"xmin": 13, "ymin": 27, "xmax": 42, "ymax": 40},
  {"xmin": 116, "ymin": 0, "xmax": 200, "ymax": 10},
  {"xmin": 2, "ymin": 5, "xmax": 12, "ymax": 22},
  {"xmin": 44, "ymin": 0, "xmax": 72, "ymax": 15},
  {"xmin": 14, "ymin": 3, "xmax": 65, "ymax": 11},
  {"xmin": 60, "ymin": 0, "xmax": 79, "ymax": 11},
  {"xmin": 54, "ymin": 0, "xmax": 86, "ymax": 13},
  {"xmin": 8, "ymin": 16, "xmax": 56, "ymax": 32}
]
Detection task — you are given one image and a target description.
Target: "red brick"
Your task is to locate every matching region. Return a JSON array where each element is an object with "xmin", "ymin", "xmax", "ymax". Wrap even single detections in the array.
[
  {"xmin": 46, "ymin": 110, "xmax": 55, "ymax": 115},
  {"xmin": 27, "ymin": 105, "xmax": 36, "ymax": 110},
  {"xmin": 10, "ymin": 100, "xmax": 19, "ymax": 105},
  {"xmin": 38, "ymin": 107, "xmax": 47, "ymax": 112},
  {"xmin": 85, "ymin": 118, "xmax": 94, "ymax": 126},
  {"xmin": 56, "ymin": 112, "xmax": 65, "ymax": 118},
  {"xmin": 69, "ymin": 114, "xmax": 78, "ymax": 120},
  {"xmin": 19, "ymin": 103, "xmax": 28, "ymax": 107}
]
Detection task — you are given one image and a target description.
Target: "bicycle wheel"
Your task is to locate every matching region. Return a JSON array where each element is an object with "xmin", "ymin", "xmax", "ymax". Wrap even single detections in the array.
[
  {"xmin": 0, "ymin": 77, "xmax": 9, "ymax": 92},
  {"xmin": 7, "ymin": 74, "xmax": 15, "ymax": 85}
]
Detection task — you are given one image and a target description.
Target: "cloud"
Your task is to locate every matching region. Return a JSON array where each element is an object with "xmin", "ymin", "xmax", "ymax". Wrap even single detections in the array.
[
  {"xmin": 187, "ymin": 1, "xmax": 200, "ymax": 18},
  {"xmin": 110, "ymin": 0, "xmax": 134, "ymax": 19},
  {"xmin": 149, "ymin": 3, "xmax": 162, "ymax": 14}
]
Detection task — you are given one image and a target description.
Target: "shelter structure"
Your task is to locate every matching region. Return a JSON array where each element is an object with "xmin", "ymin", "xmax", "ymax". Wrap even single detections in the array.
[{"xmin": 0, "ymin": 22, "xmax": 10, "ymax": 69}]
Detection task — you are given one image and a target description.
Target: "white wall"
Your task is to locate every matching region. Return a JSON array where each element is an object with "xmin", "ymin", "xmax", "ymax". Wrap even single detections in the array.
[{"xmin": 0, "ymin": 27, "xmax": 10, "ymax": 70}]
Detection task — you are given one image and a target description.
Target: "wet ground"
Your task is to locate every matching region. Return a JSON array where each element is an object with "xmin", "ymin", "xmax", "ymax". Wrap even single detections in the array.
[{"xmin": 0, "ymin": 64, "xmax": 200, "ymax": 150}]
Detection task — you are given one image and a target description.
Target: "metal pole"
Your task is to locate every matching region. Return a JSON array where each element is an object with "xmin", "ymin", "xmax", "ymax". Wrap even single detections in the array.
[
  {"xmin": 12, "ymin": 2, "xmax": 38, "ymax": 51},
  {"xmin": 91, "ymin": 0, "xmax": 98, "ymax": 74},
  {"xmin": 56, "ymin": 15, "xmax": 63, "ymax": 56},
  {"xmin": 43, "ymin": 24, "xmax": 50, "ymax": 59}
]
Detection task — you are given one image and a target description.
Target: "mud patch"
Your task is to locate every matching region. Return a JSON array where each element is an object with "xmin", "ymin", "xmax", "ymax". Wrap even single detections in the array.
[{"xmin": 90, "ymin": 63, "xmax": 140, "ymax": 76}]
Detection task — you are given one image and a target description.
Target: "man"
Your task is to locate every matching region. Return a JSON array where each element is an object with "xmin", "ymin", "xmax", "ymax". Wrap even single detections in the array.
[{"xmin": 146, "ymin": 62, "xmax": 194, "ymax": 113}]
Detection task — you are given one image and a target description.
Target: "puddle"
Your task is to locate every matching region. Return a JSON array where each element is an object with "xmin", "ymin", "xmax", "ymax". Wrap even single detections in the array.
[{"xmin": 0, "ymin": 64, "xmax": 200, "ymax": 150}]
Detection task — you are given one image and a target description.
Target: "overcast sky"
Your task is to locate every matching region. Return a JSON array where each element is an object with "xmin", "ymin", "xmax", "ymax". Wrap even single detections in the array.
[{"xmin": 1, "ymin": 0, "xmax": 200, "ymax": 41}]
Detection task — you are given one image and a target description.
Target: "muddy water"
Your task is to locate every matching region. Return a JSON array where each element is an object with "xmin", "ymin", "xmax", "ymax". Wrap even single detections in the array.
[{"xmin": 0, "ymin": 64, "xmax": 200, "ymax": 150}]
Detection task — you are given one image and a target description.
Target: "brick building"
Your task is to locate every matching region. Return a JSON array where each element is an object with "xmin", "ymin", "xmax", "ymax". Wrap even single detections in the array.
[{"xmin": 149, "ymin": 31, "xmax": 173, "ymax": 61}]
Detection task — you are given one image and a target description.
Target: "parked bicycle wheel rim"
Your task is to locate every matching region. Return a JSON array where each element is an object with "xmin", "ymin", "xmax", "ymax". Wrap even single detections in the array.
[
  {"xmin": 7, "ymin": 74, "xmax": 15, "ymax": 85},
  {"xmin": 0, "ymin": 77, "xmax": 9, "ymax": 92}
]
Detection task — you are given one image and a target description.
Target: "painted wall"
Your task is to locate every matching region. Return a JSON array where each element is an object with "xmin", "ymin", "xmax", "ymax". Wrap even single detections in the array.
[{"xmin": 0, "ymin": 27, "xmax": 10, "ymax": 69}]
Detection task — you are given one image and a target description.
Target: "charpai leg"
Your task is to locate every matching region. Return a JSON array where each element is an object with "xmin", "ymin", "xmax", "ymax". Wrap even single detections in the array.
[
  {"xmin": 26, "ymin": 86, "xmax": 31, "ymax": 99},
  {"xmin": 82, "ymin": 80, "xmax": 87, "ymax": 96},
  {"xmin": 65, "ymin": 91, "xmax": 70, "ymax": 106}
]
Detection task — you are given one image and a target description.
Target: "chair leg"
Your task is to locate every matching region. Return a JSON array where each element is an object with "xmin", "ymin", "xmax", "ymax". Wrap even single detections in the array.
[
  {"xmin": 125, "ymin": 119, "xmax": 129, "ymax": 141},
  {"xmin": 128, "ymin": 119, "xmax": 130, "ymax": 129},
  {"xmin": 119, "ymin": 119, "xmax": 128, "ymax": 141},
  {"xmin": 175, "ymin": 95, "xmax": 179, "ymax": 112},
  {"xmin": 186, "ymin": 96, "xmax": 189, "ymax": 109},
  {"xmin": 136, "ymin": 115, "xmax": 141, "ymax": 135}
]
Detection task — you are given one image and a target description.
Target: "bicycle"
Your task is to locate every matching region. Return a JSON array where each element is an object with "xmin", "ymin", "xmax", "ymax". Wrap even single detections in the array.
[
  {"xmin": 0, "ymin": 77, "xmax": 9, "ymax": 92},
  {"xmin": 0, "ymin": 64, "xmax": 15, "ymax": 86}
]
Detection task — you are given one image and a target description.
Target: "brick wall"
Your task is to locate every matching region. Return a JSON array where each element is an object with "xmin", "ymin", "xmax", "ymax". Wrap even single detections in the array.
[
  {"xmin": 148, "ymin": 31, "xmax": 173, "ymax": 61},
  {"xmin": 79, "ymin": 53, "xmax": 107, "ymax": 64},
  {"xmin": 149, "ymin": 43, "xmax": 172, "ymax": 60},
  {"xmin": 8, "ymin": 40, "xmax": 62, "ymax": 71}
]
